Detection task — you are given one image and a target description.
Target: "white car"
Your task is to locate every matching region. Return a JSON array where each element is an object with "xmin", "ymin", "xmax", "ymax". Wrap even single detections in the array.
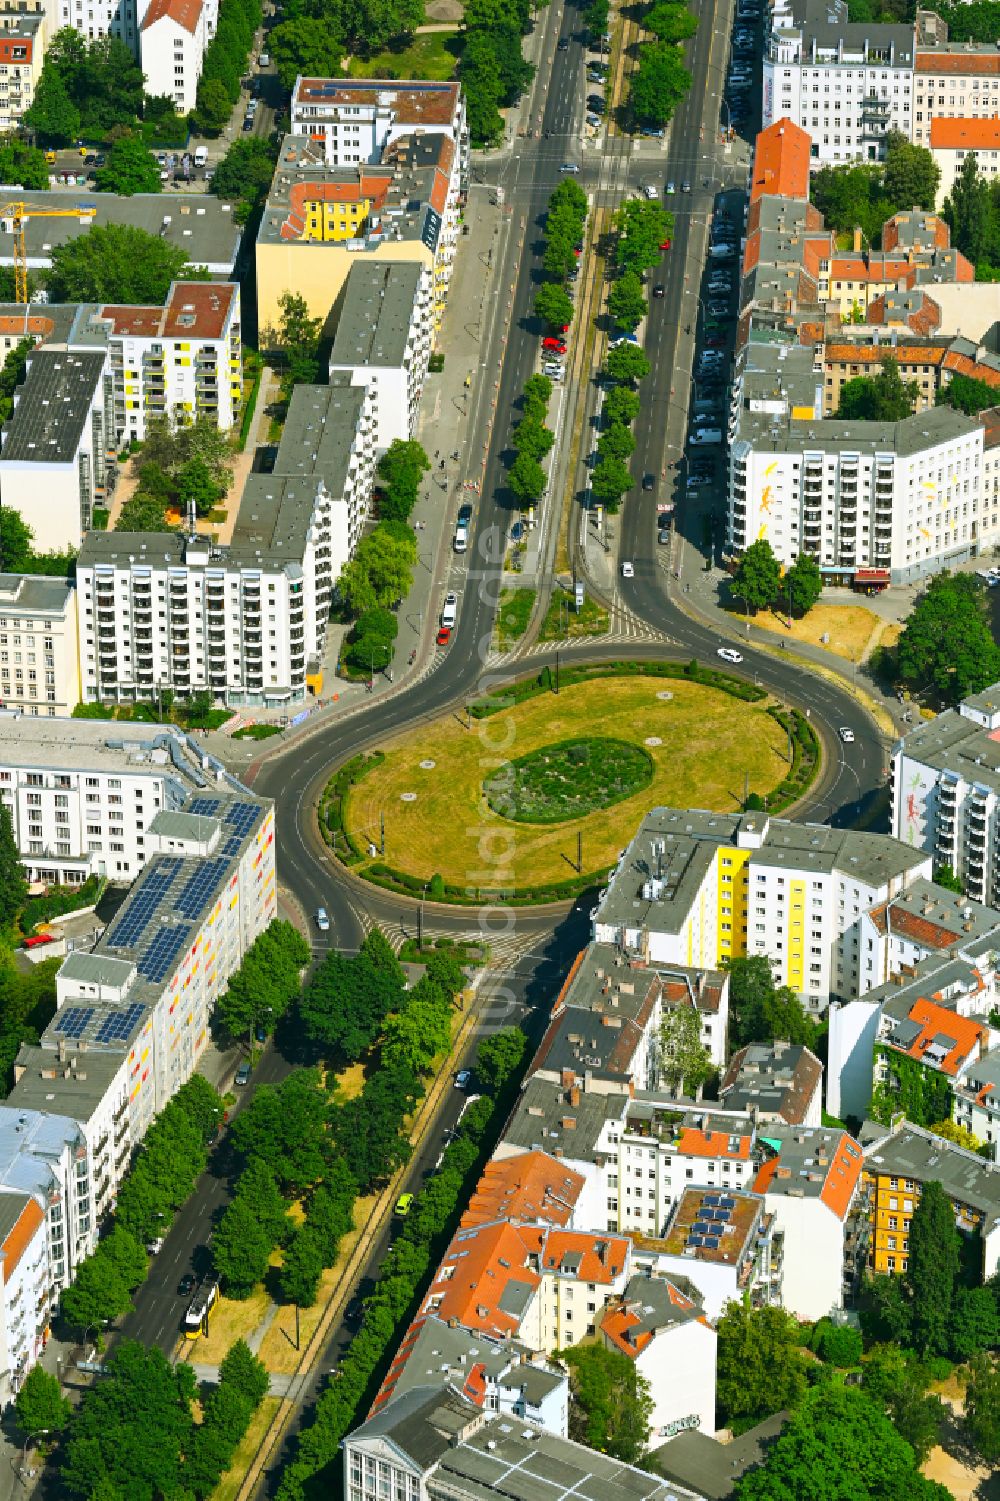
[
  {"xmin": 717, "ymin": 647, "xmax": 743, "ymax": 664},
  {"xmin": 839, "ymin": 726, "xmax": 855, "ymax": 744},
  {"xmin": 441, "ymin": 591, "xmax": 458, "ymax": 628},
  {"xmin": 315, "ymin": 907, "xmax": 330, "ymax": 932},
  {"xmin": 621, "ymin": 561, "xmax": 635, "ymax": 578}
]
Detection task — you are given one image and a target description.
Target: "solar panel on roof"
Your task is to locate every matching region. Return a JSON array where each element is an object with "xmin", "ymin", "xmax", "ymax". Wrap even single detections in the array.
[
  {"xmin": 719, "ymin": 1196, "xmax": 736, "ymax": 1208},
  {"xmin": 687, "ymin": 1234, "xmax": 703, "ymax": 1247},
  {"xmin": 55, "ymin": 1007, "xmax": 93, "ymax": 1039},
  {"xmin": 188, "ymin": 797, "xmax": 222, "ymax": 817},
  {"xmin": 222, "ymin": 802, "xmax": 259, "ymax": 838},
  {"xmin": 703, "ymin": 1194, "xmax": 719, "ymax": 1206},
  {"xmin": 141, "ymin": 924, "xmax": 191, "ymax": 983},
  {"xmin": 106, "ymin": 860, "xmax": 181, "ymax": 949},
  {"xmin": 176, "ymin": 857, "xmax": 229, "ymax": 919},
  {"xmin": 693, "ymin": 1221, "xmax": 709, "ymax": 1234},
  {"xmin": 703, "ymin": 1235, "xmax": 720, "ymax": 1249},
  {"xmin": 95, "ymin": 1002, "xmax": 145, "ymax": 1046}
]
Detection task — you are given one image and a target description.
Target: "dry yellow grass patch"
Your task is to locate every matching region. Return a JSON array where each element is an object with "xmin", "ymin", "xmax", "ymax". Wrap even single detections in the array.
[
  {"xmin": 256, "ymin": 1191, "xmax": 378, "ymax": 1375},
  {"xmin": 334, "ymin": 1060, "xmax": 367, "ymax": 1101},
  {"xmin": 761, "ymin": 602, "xmax": 886, "ymax": 663},
  {"xmin": 182, "ymin": 1284, "xmax": 271, "ymax": 1365},
  {"xmin": 344, "ymin": 676, "xmax": 787, "ymax": 889},
  {"xmin": 211, "ymin": 1396, "xmax": 281, "ymax": 1501}
]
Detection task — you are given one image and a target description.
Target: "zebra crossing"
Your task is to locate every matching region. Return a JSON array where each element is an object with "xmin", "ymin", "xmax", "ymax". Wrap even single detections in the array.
[{"xmin": 506, "ymin": 602, "xmax": 672, "ymax": 661}]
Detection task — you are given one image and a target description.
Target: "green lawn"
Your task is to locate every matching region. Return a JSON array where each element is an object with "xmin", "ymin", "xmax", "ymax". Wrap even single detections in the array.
[
  {"xmin": 348, "ymin": 31, "xmax": 460, "ymax": 81},
  {"xmin": 539, "ymin": 593, "xmax": 610, "ymax": 641},
  {"xmin": 496, "ymin": 588, "xmax": 536, "ymax": 649}
]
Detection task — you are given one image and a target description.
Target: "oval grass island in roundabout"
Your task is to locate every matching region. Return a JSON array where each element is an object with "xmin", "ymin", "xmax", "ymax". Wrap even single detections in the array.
[{"xmin": 326, "ymin": 662, "xmax": 822, "ymax": 906}]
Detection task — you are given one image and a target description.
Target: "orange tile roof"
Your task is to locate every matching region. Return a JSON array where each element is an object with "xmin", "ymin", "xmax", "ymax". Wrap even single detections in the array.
[
  {"xmin": 825, "ymin": 343, "xmax": 946, "ymax": 367},
  {"xmin": 750, "ymin": 119, "xmax": 812, "ymax": 204},
  {"xmin": 753, "ymin": 1131, "xmax": 863, "ymax": 1220},
  {"xmin": 829, "ymin": 257, "xmax": 913, "ymax": 285},
  {"xmin": 943, "ymin": 350, "xmax": 1000, "ymax": 388},
  {"xmin": 869, "ymin": 902, "xmax": 962, "ymax": 949},
  {"xmin": 601, "ymin": 1280, "xmax": 698, "ymax": 1358},
  {"xmin": 459, "ymin": 1151, "xmax": 584, "ymax": 1230},
  {"xmin": 930, "ymin": 116, "xmax": 1000, "ymax": 150},
  {"xmin": 887, "ymin": 997, "xmax": 987, "ymax": 1078},
  {"xmin": 882, "ymin": 212, "xmax": 950, "ymax": 254},
  {"xmin": 676, "ymin": 1126, "xmax": 752, "ymax": 1160},
  {"xmin": 543, "ymin": 1229, "xmax": 629, "ymax": 1284},
  {"xmin": 0, "ymin": 314, "xmax": 54, "ymax": 340},
  {"xmin": 917, "ymin": 52, "xmax": 1000, "ymax": 77},
  {"xmin": 141, "ymin": 0, "xmax": 203, "ymax": 33},
  {"xmin": 0, "ymin": 1196, "xmax": 43, "ymax": 1282}
]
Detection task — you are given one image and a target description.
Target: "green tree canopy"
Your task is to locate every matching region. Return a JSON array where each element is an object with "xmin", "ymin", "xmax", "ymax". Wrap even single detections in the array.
[
  {"xmin": 475, "ymin": 1026, "xmax": 526, "ymax": 1092},
  {"xmin": 0, "ymin": 140, "xmax": 49, "ymax": 191},
  {"xmin": 210, "ymin": 135, "xmax": 278, "ymax": 222},
  {"xmin": 732, "ymin": 537, "xmax": 781, "ymax": 613},
  {"xmin": 270, "ymin": 16, "xmax": 345, "ymax": 90},
  {"xmin": 509, "ymin": 450, "xmax": 547, "ymax": 502},
  {"xmin": 608, "ymin": 269, "xmax": 647, "ymax": 330},
  {"xmin": 117, "ymin": 495, "xmax": 178, "ymax": 533},
  {"xmin": 604, "ymin": 344, "xmax": 651, "ymax": 385},
  {"xmin": 629, "ymin": 41, "xmax": 691, "ymax": 126},
  {"xmin": 966, "ymin": 1352, "xmax": 1000, "ymax": 1463},
  {"xmin": 896, "ymin": 571, "xmax": 1000, "ymax": 703},
  {"xmin": 591, "ymin": 455, "xmax": 633, "ymax": 508},
  {"xmin": 338, "ymin": 523, "xmax": 418, "ymax": 616},
  {"xmin": 274, "ymin": 291, "xmax": 323, "ymax": 394},
  {"xmin": 597, "ymin": 422, "xmax": 636, "ymax": 463},
  {"xmin": 725, "ymin": 954, "xmax": 820, "ymax": 1048},
  {"xmin": 936, "ymin": 372, "xmax": 1000, "ymax": 416},
  {"xmin": 659, "ymin": 1002, "xmax": 713, "ymax": 1096},
  {"xmin": 557, "ymin": 1343, "xmax": 653, "ymax": 1464},
  {"xmin": 48, "ymin": 226, "xmax": 193, "ymax": 304},
  {"xmin": 835, "ymin": 356, "xmax": 919, "ymax": 421},
  {"xmin": 94, "ymin": 136, "xmax": 161, "ymax": 196},
  {"xmin": 535, "ymin": 283, "xmax": 575, "ymax": 329},
  {"xmin": 645, "ymin": 2, "xmax": 698, "ymax": 40},
  {"xmin": 717, "ymin": 1301, "xmax": 809, "ymax": 1431},
  {"xmin": 14, "ymin": 1364, "xmax": 71, "ymax": 1436},
  {"xmin": 783, "ymin": 552, "xmax": 823, "ymax": 617},
  {"xmin": 23, "ymin": 66, "xmax": 80, "ymax": 144},
  {"xmin": 906, "ymin": 1180, "xmax": 961, "ymax": 1356},
  {"xmin": 0, "ymin": 801, "xmax": 26, "ymax": 930}
]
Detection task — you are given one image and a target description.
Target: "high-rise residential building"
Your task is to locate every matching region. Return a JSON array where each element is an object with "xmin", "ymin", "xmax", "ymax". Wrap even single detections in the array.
[
  {"xmin": 328, "ymin": 262, "xmax": 434, "ymax": 451},
  {"xmin": 0, "ymin": 575, "xmax": 80, "ymax": 717}
]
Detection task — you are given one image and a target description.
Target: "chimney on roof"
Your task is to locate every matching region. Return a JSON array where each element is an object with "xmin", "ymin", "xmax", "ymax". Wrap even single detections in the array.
[
  {"xmin": 853, "ymin": 226, "xmax": 863, "ymax": 254},
  {"xmin": 568, "ymin": 1086, "xmax": 580, "ymax": 1107}
]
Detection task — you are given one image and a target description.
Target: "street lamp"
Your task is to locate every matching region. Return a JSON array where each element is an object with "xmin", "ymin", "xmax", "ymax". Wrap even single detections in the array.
[{"xmin": 20, "ymin": 1428, "xmax": 50, "ymax": 1484}]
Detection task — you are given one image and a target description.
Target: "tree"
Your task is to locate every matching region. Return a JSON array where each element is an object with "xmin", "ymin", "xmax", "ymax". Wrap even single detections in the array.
[
  {"xmin": 784, "ymin": 552, "xmax": 823, "ymax": 617},
  {"xmin": 461, "ymin": 38, "xmax": 505, "ymax": 147},
  {"xmin": 596, "ymin": 422, "xmax": 635, "ymax": 463},
  {"xmin": 117, "ymin": 495, "xmax": 177, "ymax": 533},
  {"xmin": 376, "ymin": 439, "xmax": 430, "ymax": 523},
  {"xmin": 279, "ymin": 1224, "xmax": 325, "ymax": 1307},
  {"xmin": 15, "ymin": 1364, "xmax": 71, "ymax": 1436},
  {"xmin": 931, "ymin": 866, "xmax": 965, "ymax": 895},
  {"xmin": 944, "ymin": 154, "xmax": 997, "ymax": 267},
  {"xmin": 896, "ymin": 572, "xmax": 1000, "ymax": 704},
  {"xmin": 732, "ymin": 538, "xmax": 781, "ymax": 613},
  {"xmin": 716, "ymin": 1301, "xmax": 809, "ymax": 1431},
  {"xmin": 558, "ymin": 1343, "xmax": 653, "ymax": 1464},
  {"xmin": 24, "ymin": 66, "xmax": 80, "ymax": 144},
  {"xmin": 659, "ymin": 1003, "xmax": 712, "ymax": 1096},
  {"xmin": 219, "ymin": 1338, "xmax": 270, "ymax": 1408},
  {"xmin": 60, "ymin": 1252, "xmax": 133, "ymax": 1333},
  {"xmin": 535, "ymin": 283, "xmax": 575, "ymax": 329},
  {"xmin": 591, "ymin": 456, "xmax": 633, "ymax": 508},
  {"xmin": 0, "ymin": 801, "xmax": 26, "ymax": 930},
  {"xmin": 213, "ymin": 1193, "xmax": 281, "ymax": 1299},
  {"xmin": 607, "ymin": 269, "xmax": 647, "ymax": 330},
  {"xmin": 193, "ymin": 76, "xmax": 233, "ymax": 134},
  {"xmin": 0, "ymin": 140, "xmax": 49, "ymax": 192},
  {"xmin": 338, "ymin": 524, "xmax": 417, "ymax": 615},
  {"xmin": 862, "ymin": 1344, "xmax": 944, "ymax": 1463},
  {"xmin": 177, "ymin": 455, "xmax": 225, "ymax": 518},
  {"xmin": 733, "ymin": 1384, "xmax": 951, "ymax": 1501},
  {"xmin": 966, "ymin": 1353, "xmax": 1000, "ymax": 1463},
  {"xmin": 604, "ymin": 385, "xmax": 640, "ymax": 426},
  {"xmin": 270, "ymin": 16, "xmax": 344, "ymax": 91},
  {"xmin": 275, "ymin": 291, "xmax": 322, "ymax": 393},
  {"xmin": 725, "ymin": 954, "xmax": 818, "ymax": 1047},
  {"xmin": 812, "ymin": 1320, "xmax": 862, "ymax": 1367},
  {"xmin": 48, "ymin": 226, "xmax": 191, "ymax": 305},
  {"xmin": 645, "ymin": 2, "xmax": 698, "ymax": 41},
  {"xmin": 835, "ymin": 356, "xmax": 919, "ymax": 421},
  {"xmin": 928, "ymin": 1117, "xmax": 984, "ymax": 1153},
  {"xmin": 101, "ymin": 1226, "xmax": 148, "ymax": 1290},
  {"xmin": 604, "ymin": 344, "xmax": 650, "ymax": 384},
  {"xmin": 511, "ymin": 419, "xmax": 555, "ymax": 461},
  {"xmin": 906, "ymin": 1180, "xmax": 961, "ymax": 1356},
  {"xmin": 882, "ymin": 133, "xmax": 940, "ymax": 212},
  {"xmin": 475, "ymin": 1027, "xmax": 526, "ymax": 1091},
  {"xmin": 629, "ymin": 41, "xmax": 691, "ymax": 127},
  {"xmin": 298, "ymin": 935, "xmax": 405, "ymax": 1059},
  {"xmin": 614, "ymin": 200, "xmax": 671, "ymax": 275},
  {"xmin": 0, "ymin": 505, "xmax": 32, "ymax": 572},
  {"xmin": 94, "ymin": 136, "xmax": 161, "ymax": 196},
  {"xmin": 230, "ymin": 1072, "xmax": 331, "ymax": 1193},
  {"xmin": 937, "ymin": 372, "xmax": 1000, "ymax": 417},
  {"xmin": 210, "ymin": 134, "xmax": 277, "ymax": 221},
  {"xmin": 0, "ymin": 339, "xmax": 32, "ymax": 426},
  {"xmin": 950, "ymin": 1285, "xmax": 1000, "ymax": 1362},
  {"xmin": 509, "ymin": 450, "xmax": 546, "ymax": 502}
]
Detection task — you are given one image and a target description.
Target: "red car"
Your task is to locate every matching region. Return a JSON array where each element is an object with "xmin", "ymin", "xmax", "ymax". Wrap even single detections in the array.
[
  {"xmin": 436, "ymin": 625, "xmax": 452, "ymax": 646},
  {"xmin": 660, "ymin": 237, "xmax": 671, "ymax": 251},
  {"xmin": 561, "ymin": 323, "xmax": 570, "ymax": 333},
  {"xmin": 542, "ymin": 337, "xmax": 567, "ymax": 353},
  {"xmin": 706, "ymin": 334, "xmax": 726, "ymax": 348}
]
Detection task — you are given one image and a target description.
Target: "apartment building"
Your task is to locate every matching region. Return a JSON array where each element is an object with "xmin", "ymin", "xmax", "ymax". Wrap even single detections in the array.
[
  {"xmin": 0, "ymin": 1109, "xmax": 92, "ymax": 1300},
  {"xmin": 0, "ymin": 715, "xmax": 244, "ymax": 885},
  {"xmin": 762, "ymin": 0, "xmax": 915, "ymax": 166},
  {"xmin": 720, "ymin": 1042, "xmax": 823, "ymax": 1126},
  {"xmin": 69, "ymin": 281, "xmax": 243, "ymax": 442},
  {"xmin": 862, "ymin": 1116, "xmax": 1000, "ymax": 1278},
  {"xmin": 873, "ymin": 991, "xmax": 989, "ymax": 1118},
  {"xmin": 953, "ymin": 1044, "xmax": 1000, "ymax": 1153},
  {"xmin": 256, "ymin": 131, "xmax": 460, "ymax": 336},
  {"xmin": 591, "ymin": 807, "xmax": 930, "ymax": 1011},
  {"xmin": 328, "ymin": 262, "xmax": 433, "ymax": 451},
  {"xmin": 891, "ymin": 684, "xmax": 1000, "ymax": 901},
  {"xmin": 0, "ymin": 14, "xmax": 44, "ymax": 133},
  {"xmin": 753, "ymin": 1126, "xmax": 866, "ymax": 1318},
  {"xmin": 0, "ymin": 576, "xmax": 79, "ymax": 718},
  {"xmin": 345, "ymin": 1387, "xmax": 702, "ymax": 1501},
  {"xmin": 930, "ymin": 117, "xmax": 1000, "ymax": 205},
  {"xmin": 650, "ymin": 1185, "xmax": 779, "ymax": 1319},
  {"xmin": 913, "ymin": 24, "xmax": 1000, "ymax": 149},
  {"xmin": 140, "ymin": 0, "xmax": 211, "ymax": 114},
  {"xmin": 0, "ymin": 1192, "xmax": 48, "ymax": 1405},
  {"xmin": 822, "ymin": 332, "xmax": 1000, "ymax": 416},
  {"xmin": 291, "ymin": 76, "xmax": 467, "ymax": 174},
  {"xmin": 0, "ymin": 348, "xmax": 115, "ymax": 552},
  {"xmin": 77, "ymin": 380, "xmax": 375, "ymax": 706},
  {"xmin": 600, "ymin": 1271, "xmax": 717, "ymax": 1437}
]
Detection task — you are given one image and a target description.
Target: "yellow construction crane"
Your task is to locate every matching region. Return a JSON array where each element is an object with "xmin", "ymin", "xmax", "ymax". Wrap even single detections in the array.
[{"xmin": 1, "ymin": 200, "xmax": 95, "ymax": 304}]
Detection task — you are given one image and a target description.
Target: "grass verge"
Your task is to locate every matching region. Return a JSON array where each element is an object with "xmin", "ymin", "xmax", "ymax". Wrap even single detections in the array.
[
  {"xmin": 347, "ymin": 32, "xmax": 459, "ymax": 79},
  {"xmin": 495, "ymin": 587, "xmax": 536, "ymax": 650},
  {"xmin": 539, "ymin": 592, "xmax": 610, "ymax": 640},
  {"xmin": 211, "ymin": 1398, "xmax": 281, "ymax": 1501}
]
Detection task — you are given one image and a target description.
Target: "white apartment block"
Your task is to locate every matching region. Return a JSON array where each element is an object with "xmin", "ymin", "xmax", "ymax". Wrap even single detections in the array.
[
  {"xmin": 0, "ymin": 714, "xmax": 241, "ymax": 885},
  {"xmin": 930, "ymin": 117, "xmax": 1000, "ymax": 207},
  {"xmin": 70, "ymin": 281, "xmax": 243, "ymax": 443},
  {"xmin": 0, "ymin": 1192, "xmax": 48, "ymax": 1405},
  {"xmin": 762, "ymin": 0, "xmax": 914, "ymax": 166},
  {"xmin": 591, "ymin": 807, "xmax": 930, "ymax": 1012},
  {"xmin": 729, "ymin": 403, "xmax": 985, "ymax": 584},
  {"xmin": 77, "ymin": 381, "xmax": 375, "ymax": 707},
  {"xmin": 0, "ymin": 14, "xmax": 44, "ymax": 133},
  {"xmin": 291, "ymin": 77, "xmax": 467, "ymax": 173},
  {"xmin": 328, "ymin": 262, "xmax": 433, "ymax": 452},
  {"xmin": 0, "ymin": 1109, "xmax": 94, "ymax": 1301},
  {"xmin": 54, "ymin": 0, "xmax": 217, "ymax": 63},
  {"xmin": 912, "ymin": 33, "xmax": 1000, "ymax": 149},
  {"xmin": 0, "ymin": 575, "xmax": 79, "ymax": 718},
  {"xmin": 0, "ymin": 348, "xmax": 114, "ymax": 553},
  {"xmin": 140, "ymin": 0, "xmax": 211, "ymax": 114},
  {"xmin": 891, "ymin": 685, "xmax": 1000, "ymax": 904},
  {"xmin": 954, "ymin": 1046, "xmax": 1000, "ymax": 1153}
]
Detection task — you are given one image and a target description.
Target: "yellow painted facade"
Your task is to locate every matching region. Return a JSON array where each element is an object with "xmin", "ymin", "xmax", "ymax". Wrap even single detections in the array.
[
  {"xmin": 864, "ymin": 1169, "xmax": 986, "ymax": 1275},
  {"xmin": 716, "ymin": 846, "xmax": 750, "ymax": 967},
  {"xmin": 256, "ymin": 238, "xmax": 436, "ymax": 337},
  {"xmin": 302, "ymin": 197, "xmax": 373, "ymax": 242},
  {"xmin": 786, "ymin": 878, "xmax": 806, "ymax": 991}
]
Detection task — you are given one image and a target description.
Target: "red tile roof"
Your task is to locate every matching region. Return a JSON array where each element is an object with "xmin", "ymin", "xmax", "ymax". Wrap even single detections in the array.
[
  {"xmin": 676, "ymin": 1125, "xmax": 752, "ymax": 1160},
  {"xmin": 459, "ymin": 1151, "xmax": 584, "ymax": 1230},
  {"xmin": 917, "ymin": 53, "xmax": 1000, "ymax": 77},
  {"xmin": 141, "ymin": 0, "xmax": 203, "ymax": 33},
  {"xmin": 601, "ymin": 1280, "xmax": 699, "ymax": 1358},
  {"xmin": 886, "ymin": 996, "xmax": 987, "ymax": 1078},
  {"xmin": 930, "ymin": 116, "xmax": 1000, "ymax": 150},
  {"xmin": 750, "ymin": 119, "xmax": 812, "ymax": 204}
]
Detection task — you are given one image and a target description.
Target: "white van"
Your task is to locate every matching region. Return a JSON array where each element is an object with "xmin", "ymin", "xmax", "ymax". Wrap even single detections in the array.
[
  {"xmin": 690, "ymin": 428, "xmax": 723, "ymax": 445},
  {"xmin": 453, "ymin": 522, "xmax": 469, "ymax": 553},
  {"xmin": 441, "ymin": 592, "xmax": 458, "ymax": 628},
  {"xmin": 194, "ymin": 145, "xmax": 208, "ymax": 168},
  {"xmin": 258, "ymin": 51, "xmax": 270, "ymax": 67}
]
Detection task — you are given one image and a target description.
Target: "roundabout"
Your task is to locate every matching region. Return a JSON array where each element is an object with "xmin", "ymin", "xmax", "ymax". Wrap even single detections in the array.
[{"xmin": 337, "ymin": 667, "xmax": 804, "ymax": 902}]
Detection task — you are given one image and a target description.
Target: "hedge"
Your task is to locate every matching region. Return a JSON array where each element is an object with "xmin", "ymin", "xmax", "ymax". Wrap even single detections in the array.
[
  {"xmin": 466, "ymin": 658, "xmax": 766, "ymax": 719},
  {"xmin": 22, "ymin": 874, "xmax": 105, "ymax": 934},
  {"xmin": 762, "ymin": 707, "xmax": 820, "ymax": 814},
  {"xmin": 318, "ymin": 751, "xmax": 385, "ymax": 863}
]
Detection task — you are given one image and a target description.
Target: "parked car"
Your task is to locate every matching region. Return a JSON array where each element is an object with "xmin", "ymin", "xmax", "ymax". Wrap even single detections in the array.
[
  {"xmin": 394, "ymin": 1192, "xmax": 415, "ymax": 1217},
  {"xmin": 235, "ymin": 1063, "xmax": 252, "ymax": 1086},
  {"xmin": 642, "ymin": 474, "xmax": 655, "ymax": 491},
  {"xmin": 441, "ymin": 591, "xmax": 458, "ymax": 627},
  {"xmin": 542, "ymin": 336, "xmax": 567, "ymax": 352},
  {"xmin": 436, "ymin": 625, "xmax": 452, "ymax": 647}
]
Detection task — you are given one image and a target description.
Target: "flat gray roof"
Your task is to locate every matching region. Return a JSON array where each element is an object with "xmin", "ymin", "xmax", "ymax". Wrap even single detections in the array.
[
  {"xmin": 3, "ymin": 194, "xmax": 242, "ymax": 275},
  {"xmin": 330, "ymin": 261, "xmax": 424, "ymax": 370},
  {"xmin": 0, "ymin": 349, "xmax": 106, "ymax": 465},
  {"xmin": 720, "ymin": 1043, "xmax": 822, "ymax": 1125},
  {"xmin": 0, "ymin": 573, "xmax": 73, "ymax": 615},
  {"xmin": 654, "ymin": 1413, "xmax": 790, "ymax": 1500},
  {"xmin": 57, "ymin": 953, "xmax": 134, "ymax": 989},
  {"xmin": 10, "ymin": 1045, "xmax": 126, "ymax": 1125},
  {"xmin": 148, "ymin": 809, "xmax": 221, "ymax": 843},
  {"xmin": 863, "ymin": 1120, "xmax": 1000, "ymax": 1224},
  {"xmin": 500, "ymin": 1077, "xmax": 627, "ymax": 1161},
  {"xmin": 0, "ymin": 716, "xmax": 216, "ymax": 788},
  {"xmin": 899, "ymin": 698, "xmax": 1000, "ymax": 796}
]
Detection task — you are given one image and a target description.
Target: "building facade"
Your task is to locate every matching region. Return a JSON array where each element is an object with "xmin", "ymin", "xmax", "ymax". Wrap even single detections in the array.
[
  {"xmin": 0, "ymin": 1192, "xmax": 48, "ymax": 1406},
  {"xmin": 328, "ymin": 262, "xmax": 434, "ymax": 451},
  {"xmin": 0, "ymin": 576, "xmax": 79, "ymax": 718},
  {"xmin": 0, "ymin": 15, "xmax": 44, "ymax": 133},
  {"xmin": 139, "ymin": 0, "xmax": 211, "ymax": 115}
]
